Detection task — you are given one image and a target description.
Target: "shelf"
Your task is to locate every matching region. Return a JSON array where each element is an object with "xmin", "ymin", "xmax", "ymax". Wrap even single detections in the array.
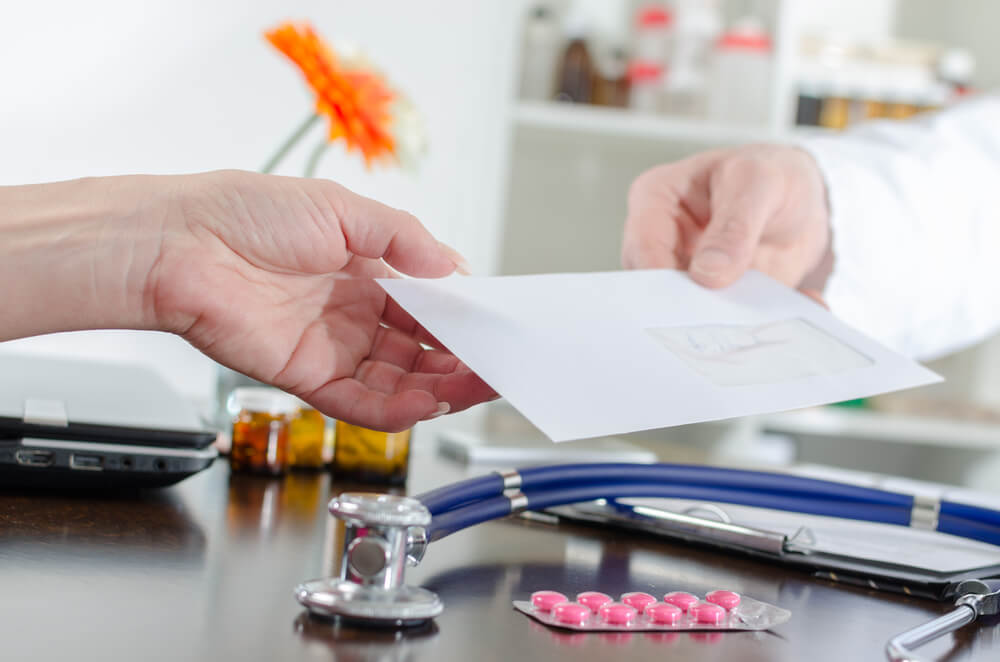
[
  {"xmin": 761, "ymin": 407, "xmax": 1000, "ymax": 451},
  {"xmin": 511, "ymin": 100, "xmax": 801, "ymax": 145}
]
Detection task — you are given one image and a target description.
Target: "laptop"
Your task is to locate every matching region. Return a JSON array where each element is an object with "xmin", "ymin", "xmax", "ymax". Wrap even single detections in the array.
[{"xmin": 0, "ymin": 354, "xmax": 218, "ymax": 488}]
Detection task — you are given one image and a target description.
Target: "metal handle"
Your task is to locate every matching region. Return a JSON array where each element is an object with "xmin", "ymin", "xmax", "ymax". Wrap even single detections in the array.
[
  {"xmin": 885, "ymin": 579, "xmax": 1000, "ymax": 662},
  {"xmin": 885, "ymin": 604, "xmax": 977, "ymax": 662}
]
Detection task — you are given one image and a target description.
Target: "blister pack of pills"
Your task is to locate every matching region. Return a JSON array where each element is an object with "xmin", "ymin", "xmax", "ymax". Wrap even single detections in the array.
[{"xmin": 514, "ymin": 588, "xmax": 790, "ymax": 632}]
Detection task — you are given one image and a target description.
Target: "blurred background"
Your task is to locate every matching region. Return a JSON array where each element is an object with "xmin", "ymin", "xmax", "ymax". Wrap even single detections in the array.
[{"xmin": 3, "ymin": 0, "xmax": 1000, "ymax": 488}]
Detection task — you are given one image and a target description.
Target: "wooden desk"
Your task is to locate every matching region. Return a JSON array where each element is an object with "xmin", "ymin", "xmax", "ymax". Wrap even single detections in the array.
[{"xmin": 1, "ymin": 453, "xmax": 997, "ymax": 662}]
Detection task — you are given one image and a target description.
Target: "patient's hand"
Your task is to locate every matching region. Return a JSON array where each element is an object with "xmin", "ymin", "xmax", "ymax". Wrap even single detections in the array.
[
  {"xmin": 622, "ymin": 145, "xmax": 832, "ymax": 290},
  {"xmin": 0, "ymin": 170, "xmax": 494, "ymax": 432},
  {"xmin": 152, "ymin": 171, "xmax": 494, "ymax": 431}
]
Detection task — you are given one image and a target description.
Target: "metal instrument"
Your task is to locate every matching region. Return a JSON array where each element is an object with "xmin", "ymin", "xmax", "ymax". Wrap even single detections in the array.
[
  {"xmin": 295, "ymin": 493, "xmax": 440, "ymax": 627},
  {"xmin": 886, "ymin": 579, "xmax": 1000, "ymax": 662}
]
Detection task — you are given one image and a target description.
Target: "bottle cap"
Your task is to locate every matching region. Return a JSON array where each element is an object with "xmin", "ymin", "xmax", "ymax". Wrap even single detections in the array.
[
  {"xmin": 229, "ymin": 386, "xmax": 299, "ymax": 416},
  {"xmin": 627, "ymin": 60, "xmax": 665, "ymax": 82},
  {"xmin": 717, "ymin": 17, "xmax": 772, "ymax": 52},
  {"xmin": 636, "ymin": 5, "xmax": 674, "ymax": 28},
  {"xmin": 937, "ymin": 48, "xmax": 975, "ymax": 84}
]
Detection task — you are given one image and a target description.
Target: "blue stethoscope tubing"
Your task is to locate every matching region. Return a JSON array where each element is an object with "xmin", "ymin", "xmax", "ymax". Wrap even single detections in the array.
[{"xmin": 414, "ymin": 463, "xmax": 1000, "ymax": 546}]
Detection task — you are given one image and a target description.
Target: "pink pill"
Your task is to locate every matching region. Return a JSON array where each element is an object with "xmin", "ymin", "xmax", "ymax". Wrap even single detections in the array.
[
  {"xmin": 663, "ymin": 591, "xmax": 699, "ymax": 611},
  {"xmin": 553, "ymin": 602, "xmax": 592, "ymax": 626},
  {"xmin": 646, "ymin": 602, "xmax": 683, "ymax": 625},
  {"xmin": 705, "ymin": 590, "xmax": 741, "ymax": 610},
  {"xmin": 576, "ymin": 591, "xmax": 613, "ymax": 613},
  {"xmin": 531, "ymin": 590, "xmax": 568, "ymax": 612},
  {"xmin": 598, "ymin": 602, "xmax": 638, "ymax": 625},
  {"xmin": 620, "ymin": 592, "xmax": 657, "ymax": 613},
  {"xmin": 691, "ymin": 601, "xmax": 726, "ymax": 625}
]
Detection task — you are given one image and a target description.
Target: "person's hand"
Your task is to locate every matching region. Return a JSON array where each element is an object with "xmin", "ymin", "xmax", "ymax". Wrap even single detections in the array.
[
  {"xmin": 622, "ymin": 144, "xmax": 832, "ymax": 291},
  {"xmin": 140, "ymin": 171, "xmax": 495, "ymax": 431}
]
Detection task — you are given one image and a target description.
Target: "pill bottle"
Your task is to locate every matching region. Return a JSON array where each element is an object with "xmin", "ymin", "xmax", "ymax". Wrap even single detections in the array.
[
  {"xmin": 332, "ymin": 422, "xmax": 411, "ymax": 485},
  {"xmin": 288, "ymin": 402, "xmax": 327, "ymax": 470},
  {"xmin": 554, "ymin": 8, "xmax": 596, "ymax": 104},
  {"xmin": 707, "ymin": 17, "xmax": 772, "ymax": 125},
  {"xmin": 228, "ymin": 387, "xmax": 298, "ymax": 475},
  {"xmin": 519, "ymin": 4, "xmax": 562, "ymax": 101},
  {"xmin": 628, "ymin": 60, "xmax": 665, "ymax": 113},
  {"xmin": 633, "ymin": 4, "xmax": 674, "ymax": 65}
]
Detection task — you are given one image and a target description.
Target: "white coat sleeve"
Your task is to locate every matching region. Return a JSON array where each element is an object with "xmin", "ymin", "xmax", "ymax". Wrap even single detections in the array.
[{"xmin": 798, "ymin": 95, "xmax": 1000, "ymax": 360}]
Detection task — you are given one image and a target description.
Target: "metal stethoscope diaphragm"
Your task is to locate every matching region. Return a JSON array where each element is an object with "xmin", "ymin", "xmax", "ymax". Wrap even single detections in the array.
[{"xmin": 295, "ymin": 493, "xmax": 440, "ymax": 627}]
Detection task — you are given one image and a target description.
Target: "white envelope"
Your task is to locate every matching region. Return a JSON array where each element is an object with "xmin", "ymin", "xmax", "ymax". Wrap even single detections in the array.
[{"xmin": 379, "ymin": 270, "xmax": 940, "ymax": 442}]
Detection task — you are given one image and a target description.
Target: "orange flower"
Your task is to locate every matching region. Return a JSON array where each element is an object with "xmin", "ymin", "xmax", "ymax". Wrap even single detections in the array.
[{"xmin": 266, "ymin": 21, "xmax": 396, "ymax": 165}]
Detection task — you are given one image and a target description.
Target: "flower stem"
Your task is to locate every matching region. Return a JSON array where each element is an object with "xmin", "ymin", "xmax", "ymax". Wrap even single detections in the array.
[
  {"xmin": 304, "ymin": 140, "xmax": 330, "ymax": 178},
  {"xmin": 260, "ymin": 113, "xmax": 320, "ymax": 174}
]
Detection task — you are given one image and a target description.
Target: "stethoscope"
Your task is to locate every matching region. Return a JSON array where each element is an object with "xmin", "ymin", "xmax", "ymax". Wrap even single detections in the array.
[{"xmin": 294, "ymin": 462, "xmax": 1000, "ymax": 661}]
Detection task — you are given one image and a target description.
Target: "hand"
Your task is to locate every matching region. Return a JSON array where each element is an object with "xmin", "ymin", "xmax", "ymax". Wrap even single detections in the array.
[
  {"xmin": 622, "ymin": 144, "xmax": 832, "ymax": 290},
  {"xmin": 0, "ymin": 171, "xmax": 493, "ymax": 432},
  {"xmin": 141, "ymin": 170, "xmax": 495, "ymax": 431}
]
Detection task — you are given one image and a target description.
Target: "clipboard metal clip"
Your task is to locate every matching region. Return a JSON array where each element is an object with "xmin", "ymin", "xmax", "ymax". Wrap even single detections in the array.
[{"xmin": 559, "ymin": 499, "xmax": 793, "ymax": 556}]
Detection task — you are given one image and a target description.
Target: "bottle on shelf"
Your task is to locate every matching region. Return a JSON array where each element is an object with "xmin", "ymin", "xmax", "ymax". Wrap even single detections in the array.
[
  {"xmin": 707, "ymin": 16, "xmax": 772, "ymax": 125},
  {"xmin": 936, "ymin": 48, "xmax": 976, "ymax": 99},
  {"xmin": 519, "ymin": 4, "xmax": 562, "ymax": 102},
  {"xmin": 554, "ymin": 8, "xmax": 596, "ymax": 104},
  {"xmin": 593, "ymin": 45, "xmax": 630, "ymax": 107},
  {"xmin": 627, "ymin": 60, "xmax": 665, "ymax": 114},
  {"xmin": 663, "ymin": 0, "xmax": 721, "ymax": 117},
  {"xmin": 633, "ymin": 4, "xmax": 674, "ymax": 65}
]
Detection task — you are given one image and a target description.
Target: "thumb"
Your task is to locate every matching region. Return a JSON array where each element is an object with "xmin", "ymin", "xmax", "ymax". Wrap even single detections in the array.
[
  {"xmin": 690, "ymin": 158, "xmax": 782, "ymax": 288},
  {"xmin": 325, "ymin": 182, "xmax": 470, "ymax": 277}
]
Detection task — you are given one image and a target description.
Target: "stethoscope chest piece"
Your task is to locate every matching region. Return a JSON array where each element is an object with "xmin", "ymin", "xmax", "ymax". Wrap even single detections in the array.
[{"xmin": 295, "ymin": 492, "xmax": 442, "ymax": 627}]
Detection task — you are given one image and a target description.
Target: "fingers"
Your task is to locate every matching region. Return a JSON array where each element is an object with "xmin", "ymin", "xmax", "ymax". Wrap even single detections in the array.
[
  {"xmin": 321, "ymin": 181, "xmax": 470, "ymax": 277},
  {"xmin": 363, "ymin": 325, "xmax": 498, "ymax": 407},
  {"xmin": 380, "ymin": 297, "xmax": 447, "ymax": 350},
  {"xmin": 306, "ymin": 363, "xmax": 496, "ymax": 432},
  {"xmin": 689, "ymin": 156, "xmax": 783, "ymax": 288},
  {"xmin": 367, "ymin": 325, "xmax": 454, "ymax": 373},
  {"xmin": 307, "ymin": 380, "xmax": 445, "ymax": 432},
  {"xmin": 799, "ymin": 287, "xmax": 829, "ymax": 309},
  {"xmin": 622, "ymin": 167, "xmax": 683, "ymax": 270}
]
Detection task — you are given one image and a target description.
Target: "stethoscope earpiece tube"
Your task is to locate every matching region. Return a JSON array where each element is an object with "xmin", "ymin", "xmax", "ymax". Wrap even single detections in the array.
[{"xmin": 416, "ymin": 464, "xmax": 1000, "ymax": 547}]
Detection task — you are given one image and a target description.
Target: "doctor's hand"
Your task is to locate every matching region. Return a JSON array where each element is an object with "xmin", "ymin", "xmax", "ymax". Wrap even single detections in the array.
[
  {"xmin": 622, "ymin": 144, "xmax": 832, "ymax": 291},
  {"xmin": 1, "ymin": 170, "xmax": 495, "ymax": 432}
]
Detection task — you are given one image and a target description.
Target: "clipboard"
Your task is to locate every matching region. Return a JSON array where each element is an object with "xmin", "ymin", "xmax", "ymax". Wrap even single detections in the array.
[{"xmin": 545, "ymin": 495, "xmax": 1000, "ymax": 601}]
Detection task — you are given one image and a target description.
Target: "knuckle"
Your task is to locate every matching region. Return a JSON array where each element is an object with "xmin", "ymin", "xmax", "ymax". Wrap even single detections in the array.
[{"xmin": 627, "ymin": 164, "xmax": 677, "ymax": 207}]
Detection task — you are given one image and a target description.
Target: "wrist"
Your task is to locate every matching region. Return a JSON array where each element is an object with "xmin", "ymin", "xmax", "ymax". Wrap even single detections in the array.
[{"xmin": 0, "ymin": 176, "xmax": 170, "ymax": 341}]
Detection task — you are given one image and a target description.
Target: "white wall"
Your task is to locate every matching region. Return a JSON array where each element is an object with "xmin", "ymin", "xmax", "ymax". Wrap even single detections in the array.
[{"xmin": 0, "ymin": 0, "xmax": 517, "ymax": 401}]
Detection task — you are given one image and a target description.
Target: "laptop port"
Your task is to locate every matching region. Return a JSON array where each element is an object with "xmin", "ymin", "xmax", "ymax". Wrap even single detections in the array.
[
  {"xmin": 69, "ymin": 454, "xmax": 104, "ymax": 471},
  {"xmin": 15, "ymin": 449, "xmax": 54, "ymax": 467}
]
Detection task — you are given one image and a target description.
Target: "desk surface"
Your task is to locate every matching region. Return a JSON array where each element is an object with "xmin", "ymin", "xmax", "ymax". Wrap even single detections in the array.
[{"xmin": 2, "ymin": 453, "xmax": 998, "ymax": 662}]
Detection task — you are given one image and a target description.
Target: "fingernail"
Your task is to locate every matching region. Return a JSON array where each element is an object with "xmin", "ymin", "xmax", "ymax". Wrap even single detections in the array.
[
  {"xmin": 691, "ymin": 249, "xmax": 731, "ymax": 277},
  {"xmin": 427, "ymin": 402, "xmax": 450, "ymax": 419},
  {"xmin": 438, "ymin": 241, "xmax": 472, "ymax": 275}
]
